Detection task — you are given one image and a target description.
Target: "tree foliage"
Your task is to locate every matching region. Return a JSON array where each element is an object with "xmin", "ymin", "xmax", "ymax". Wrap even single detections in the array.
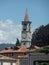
[
  {"xmin": 15, "ymin": 38, "xmax": 21, "ymax": 46},
  {"xmin": 31, "ymin": 24, "xmax": 49, "ymax": 47},
  {"xmin": 36, "ymin": 46, "xmax": 49, "ymax": 54}
]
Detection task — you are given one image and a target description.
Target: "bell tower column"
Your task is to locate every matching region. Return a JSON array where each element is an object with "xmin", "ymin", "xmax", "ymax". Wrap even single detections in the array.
[{"xmin": 21, "ymin": 9, "xmax": 32, "ymax": 47}]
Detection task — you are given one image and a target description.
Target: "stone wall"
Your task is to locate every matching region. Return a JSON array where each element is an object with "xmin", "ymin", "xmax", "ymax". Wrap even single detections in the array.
[
  {"xmin": 28, "ymin": 53, "xmax": 49, "ymax": 65},
  {"xmin": 19, "ymin": 58, "xmax": 28, "ymax": 65}
]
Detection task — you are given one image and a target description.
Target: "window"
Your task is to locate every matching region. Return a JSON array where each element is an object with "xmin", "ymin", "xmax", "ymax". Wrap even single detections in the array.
[{"xmin": 12, "ymin": 53, "xmax": 14, "ymax": 56}]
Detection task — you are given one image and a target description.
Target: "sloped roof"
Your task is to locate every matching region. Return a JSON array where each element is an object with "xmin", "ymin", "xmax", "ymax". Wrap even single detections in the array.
[
  {"xmin": 34, "ymin": 46, "xmax": 40, "ymax": 49},
  {"xmin": 28, "ymin": 46, "xmax": 40, "ymax": 53},
  {"xmin": 0, "ymin": 46, "xmax": 29, "ymax": 53},
  {"xmin": 0, "ymin": 46, "xmax": 40, "ymax": 53},
  {"xmin": 31, "ymin": 46, "xmax": 40, "ymax": 49},
  {"xmin": 0, "ymin": 48, "xmax": 14, "ymax": 53},
  {"xmin": 16, "ymin": 45, "xmax": 29, "ymax": 53}
]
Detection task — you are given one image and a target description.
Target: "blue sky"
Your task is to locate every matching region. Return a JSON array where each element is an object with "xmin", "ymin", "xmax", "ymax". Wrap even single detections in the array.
[{"xmin": 0, "ymin": 0, "xmax": 49, "ymax": 44}]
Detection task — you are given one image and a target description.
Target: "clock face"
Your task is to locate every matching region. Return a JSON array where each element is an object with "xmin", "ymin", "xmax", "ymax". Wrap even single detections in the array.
[{"xmin": 22, "ymin": 33, "xmax": 26, "ymax": 39}]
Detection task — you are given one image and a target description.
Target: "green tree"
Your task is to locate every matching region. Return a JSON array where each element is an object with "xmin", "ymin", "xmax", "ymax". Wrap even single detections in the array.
[
  {"xmin": 31, "ymin": 24, "xmax": 49, "ymax": 47},
  {"xmin": 15, "ymin": 38, "xmax": 21, "ymax": 46}
]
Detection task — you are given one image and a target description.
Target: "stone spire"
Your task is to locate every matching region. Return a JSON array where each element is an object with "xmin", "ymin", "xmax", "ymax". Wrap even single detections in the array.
[{"xmin": 24, "ymin": 9, "xmax": 29, "ymax": 21}]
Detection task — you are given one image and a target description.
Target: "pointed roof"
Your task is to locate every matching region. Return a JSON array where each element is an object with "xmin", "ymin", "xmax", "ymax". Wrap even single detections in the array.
[
  {"xmin": 24, "ymin": 9, "xmax": 29, "ymax": 21},
  {"xmin": 17, "ymin": 45, "xmax": 29, "ymax": 52}
]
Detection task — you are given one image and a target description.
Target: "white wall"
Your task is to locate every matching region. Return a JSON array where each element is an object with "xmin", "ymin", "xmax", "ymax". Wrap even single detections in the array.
[
  {"xmin": 3, "ymin": 62, "xmax": 16, "ymax": 65},
  {"xmin": 3, "ymin": 62, "xmax": 10, "ymax": 65},
  {"xmin": 13, "ymin": 63, "xmax": 16, "ymax": 65}
]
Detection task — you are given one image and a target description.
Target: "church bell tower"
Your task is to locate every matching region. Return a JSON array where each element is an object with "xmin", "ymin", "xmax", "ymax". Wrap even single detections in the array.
[{"xmin": 21, "ymin": 9, "xmax": 32, "ymax": 47}]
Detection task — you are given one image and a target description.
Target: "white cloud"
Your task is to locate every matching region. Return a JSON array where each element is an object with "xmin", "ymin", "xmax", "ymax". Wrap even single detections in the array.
[{"xmin": 0, "ymin": 19, "xmax": 22, "ymax": 44}]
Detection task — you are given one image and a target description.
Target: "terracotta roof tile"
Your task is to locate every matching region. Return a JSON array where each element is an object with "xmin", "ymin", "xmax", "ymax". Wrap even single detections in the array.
[
  {"xmin": 0, "ymin": 46, "xmax": 29, "ymax": 53},
  {"xmin": 0, "ymin": 48, "xmax": 14, "ymax": 53},
  {"xmin": 31, "ymin": 46, "xmax": 40, "ymax": 49},
  {"xmin": 34, "ymin": 46, "xmax": 40, "ymax": 49},
  {"xmin": 16, "ymin": 45, "xmax": 29, "ymax": 52},
  {"xmin": 0, "ymin": 45, "xmax": 40, "ymax": 53}
]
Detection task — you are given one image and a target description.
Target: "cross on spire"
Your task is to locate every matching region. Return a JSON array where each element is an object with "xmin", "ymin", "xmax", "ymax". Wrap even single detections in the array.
[{"xmin": 24, "ymin": 9, "xmax": 29, "ymax": 21}]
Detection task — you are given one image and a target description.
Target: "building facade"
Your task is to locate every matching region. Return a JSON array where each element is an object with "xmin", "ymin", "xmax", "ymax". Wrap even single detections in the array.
[{"xmin": 0, "ymin": 55, "xmax": 16, "ymax": 65}]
